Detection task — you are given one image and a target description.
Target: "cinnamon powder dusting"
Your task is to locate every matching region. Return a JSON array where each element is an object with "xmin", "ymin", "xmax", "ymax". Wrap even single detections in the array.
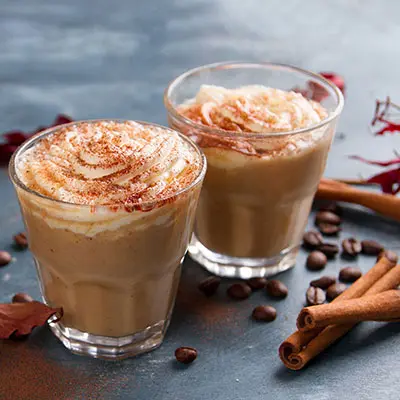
[
  {"xmin": 16, "ymin": 121, "xmax": 202, "ymax": 210},
  {"xmin": 0, "ymin": 330, "xmax": 131, "ymax": 399}
]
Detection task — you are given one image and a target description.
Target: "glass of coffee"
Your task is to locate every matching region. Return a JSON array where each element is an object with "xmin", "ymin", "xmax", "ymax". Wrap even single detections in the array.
[
  {"xmin": 164, "ymin": 62, "xmax": 343, "ymax": 278},
  {"xmin": 9, "ymin": 120, "xmax": 206, "ymax": 360}
]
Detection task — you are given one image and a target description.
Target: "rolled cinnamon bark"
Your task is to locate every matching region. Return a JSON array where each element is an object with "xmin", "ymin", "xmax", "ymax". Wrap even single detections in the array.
[
  {"xmin": 279, "ymin": 257, "xmax": 395, "ymax": 365},
  {"xmin": 317, "ymin": 178, "xmax": 400, "ymax": 222},
  {"xmin": 297, "ymin": 290, "xmax": 400, "ymax": 331},
  {"xmin": 281, "ymin": 263, "xmax": 400, "ymax": 370}
]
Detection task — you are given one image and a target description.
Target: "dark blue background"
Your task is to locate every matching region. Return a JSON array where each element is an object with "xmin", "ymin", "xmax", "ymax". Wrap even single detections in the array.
[{"xmin": 1, "ymin": 1, "xmax": 400, "ymax": 398}]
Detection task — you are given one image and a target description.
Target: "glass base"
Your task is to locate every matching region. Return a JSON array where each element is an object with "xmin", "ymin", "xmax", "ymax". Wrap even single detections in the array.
[
  {"xmin": 188, "ymin": 235, "xmax": 298, "ymax": 278},
  {"xmin": 49, "ymin": 318, "xmax": 170, "ymax": 360}
]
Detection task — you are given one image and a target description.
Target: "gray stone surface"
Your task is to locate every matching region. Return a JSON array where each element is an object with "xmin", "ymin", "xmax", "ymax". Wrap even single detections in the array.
[{"xmin": 1, "ymin": 0, "xmax": 400, "ymax": 398}]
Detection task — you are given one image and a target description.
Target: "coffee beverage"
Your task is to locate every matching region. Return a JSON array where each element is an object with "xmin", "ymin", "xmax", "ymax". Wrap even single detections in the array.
[
  {"xmin": 10, "ymin": 120, "xmax": 206, "ymax": 359},
  {"xmin": 165, "ymin": 63, "xmax": 343, "ymax": 278}
]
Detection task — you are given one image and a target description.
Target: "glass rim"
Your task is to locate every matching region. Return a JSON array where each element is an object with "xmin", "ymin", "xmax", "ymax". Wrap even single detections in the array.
[
  {"xmin": 164, "ymin": 61, "xmax": 344, "ymax": 139},
  {"xmin": 9, "ymin": 119, "xmax": 207, "ymax": 209}
]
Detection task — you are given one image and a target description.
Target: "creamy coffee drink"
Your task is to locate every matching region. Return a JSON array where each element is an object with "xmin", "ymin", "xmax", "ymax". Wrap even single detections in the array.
[
  {"xmin": 11, "ymin": 120, "xmax": 205, "ymax": 359},
  {"xmin": 177, "ymin": 84, "xmax": 329, "ymax": 256},
  {"xmin": 165, "ymin": 66, "xmax": 343, "ymax": 278}
]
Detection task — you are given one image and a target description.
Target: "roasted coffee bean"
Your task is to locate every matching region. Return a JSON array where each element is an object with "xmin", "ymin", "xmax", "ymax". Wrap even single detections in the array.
[
  {"xmin": 377, "ymin": 250, "xmax": 398, "ymax": 265},
  {"xmin": 302, "ymin": 230, "xmax": 323, "ymax": 250},
  {"xmin": 326, "ymin": 283, "xmax": 347, "ymax": 301},
  {"xmin": 175, "ymin": 347, "xmax": 197, "ymax": 364},
  {"xmin": 0, "ymin": 251, "xmax": 11, "ymax": 267},
  {"xmin": 310, "ymin": 275, "xmax": 336, "ymax": 290},
  {"xmin": 227, "ymin": 283, "xmax": 252, "ymax": 300},
  {"xmin": 266, "ymin": 280, "xmax": 288, "ymax": 299},
  {"xmin": 339, "ymin": 267, "xmax": 362, "ymax": 283},
  {"xmin": 361, "ymin": 240, "xmax": 384, "ymax": 256},
  {"xmin": 306, "ymin": 286, "xmax": 326, "ymax": 306},
  {"xmin": 342, "ymin": 237, "xmax": 362, "ymax": 257},
  {"xmin": 318, "ymin": 243, "xmax": 339, "ymax": 259},
  {"xmin": 247, "ymin": 277, "xmax": 267, "ymax": 290},
  {"xmin": 315, "ymin": 211, "xmax": 341, "ymax": 226},
  {"xmin": 12, "ymin": 292, "xmax": 33, "ymax": 303},
  {"xmin": 317, "ymin": 223, "xmax": 341, "ymax": 236},
  {"xmin": 306, "ymin": 251, "xmax": 328, "ymax": 271},
  {"xmin": 13, "ymin": 232, "xmax": 28, "ymax": 249},
  {"xmin": 318, "ymin": 202, "xmax": 342, "ymax": 215},
  {"xmin": 198, "ymin": 276, "xmax": 221, "ymax": 297},
  {"xmin": 251, "ymin": 305, "xmax": 277, "ymax": 322}
]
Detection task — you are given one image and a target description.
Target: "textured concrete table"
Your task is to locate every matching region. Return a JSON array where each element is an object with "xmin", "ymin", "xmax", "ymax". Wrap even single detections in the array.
[{"xmin": 1, "ymin": 1, "xmax": 400, "ymax": 399}]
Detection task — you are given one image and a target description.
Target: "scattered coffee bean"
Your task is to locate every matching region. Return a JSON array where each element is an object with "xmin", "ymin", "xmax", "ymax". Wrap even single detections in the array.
[
  {"xmin": 175, "ymin": 347, "xmax": 197, "ymax": 364},
  {"xmin": 326, "ymin": 283, "xmax": 347, "ymax": 301},
  {"xmin": 252, "ymin": 305, "xmax": 277, "ymax": 322},
  {"xmin": 12, "ymin": 292, "xmax": 33, "ymax": 303},
  {"xmin": 342, "ymin": 237, "xmax": 362, "ymax": 257},
  {"xmin": 266, "ymin": 280, "xmax": 288, "ymax": 299},
  {"xmin": 306, "ymin": 251, "xmax": 328, "ymax": 271},
  {"xmin": 361, "ymin": 240, "xmax": 384, "ymax": 256},
  {"xmin": 303, "ymin": 230, "xmax": 323, "ymax": 250},
  {"xmin": 247, "ymin": 277, "xmax": 267, "ymax": 290},
  {"xmin": 318, "ymin": 202, "xmax": 342, "ymax": 215},
  {"xmin": 306, "ymin": 286, "xmax": 326, "ymax": 306},
  {"xmin": 310, "ymin": 275, "xmax": 336, "ymax": 290},
  {"xmin": 339, "ymin": 267, "xmax": 362, "ymax": 283},
  {"xmin": 13, "ymin": 232, "xmax": 28, "ymax": 249},
  {"xmin": 317, "ymin": 223, "xmax": 341, "ymax": 236},
  {"xmin": 377, "ymin": 250, "xmax": 398, "ymax": 265},
  {"xmin": 198, "ymin": 276, "xmax": 221, "ymax": 297},
  {"xmin": 0, "ymin": 251, "xmax": 12, "ymax": 267},
  {"xmin": 315, "ymin": 211, "xmax": 341, "ymax": 226},
  {"xmin": 227, "ymin": 283, "xmax": 252, "ymax": 300},
  {"xmin": 318, "ymin": 243, "xmax": 339, "ymax": 259}
]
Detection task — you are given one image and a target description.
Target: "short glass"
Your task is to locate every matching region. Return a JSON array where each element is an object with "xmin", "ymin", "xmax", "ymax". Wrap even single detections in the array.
[
  {"xmin": 165, "ymin": 62, "xmax": 344, "ymax": 278},
  {"xmin": 9, "ymin": 120, "xmax": 206, "ymax": 360}
]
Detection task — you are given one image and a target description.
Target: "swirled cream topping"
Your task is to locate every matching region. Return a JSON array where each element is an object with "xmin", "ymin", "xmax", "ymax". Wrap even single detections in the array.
[
  {"xmin": 178, "ymin": 85, "xmax": 328, "ymax": 133},
  {"xmin": 17, "ymin": 121, "xmax": 202, "ymax": 206}
]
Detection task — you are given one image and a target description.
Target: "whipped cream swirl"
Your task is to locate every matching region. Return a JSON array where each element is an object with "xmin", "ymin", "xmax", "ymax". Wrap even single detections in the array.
[
  {"xmin": 178, "ymin": 85, "xmax": 328, "ymax": 133},
  {"xmin": 17, "ymin": 121, "xmax": 201, "ymax": 206}
]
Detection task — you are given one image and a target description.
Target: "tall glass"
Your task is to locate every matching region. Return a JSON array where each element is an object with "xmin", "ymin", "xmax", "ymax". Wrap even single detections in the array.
[
  {"xmin": 164, "ymin": 62, "xmax": 344, "ymax": 278},
  {"xmin": 9, "ymin": 120, "xmax": 206, "ymax": 360}
]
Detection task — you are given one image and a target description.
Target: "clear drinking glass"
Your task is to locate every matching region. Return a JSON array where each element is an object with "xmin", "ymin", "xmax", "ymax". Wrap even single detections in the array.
[
  {"xmin": 164, "ymin": 62, "xmax": 344, "ymax": 278},
  {"xmin": 9, "ymin": 120, "xmax": 206, "ymax": 360}
]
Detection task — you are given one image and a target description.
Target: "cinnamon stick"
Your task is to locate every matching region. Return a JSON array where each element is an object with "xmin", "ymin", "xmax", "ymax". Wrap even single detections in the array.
[
  {"xmin": 289, "ymin": 264, "xmax": 400, "ymax": 370},
  {"xmin": 317, "ymin": 178, "xmax": 400, "ymax": 222},
  {"xmin": 279, "ymin": 256, "xmax": 395, "ymax": 361},
  {"xmin": 297, "ymin": 290, "xmax": 400, "ymax": 331}
]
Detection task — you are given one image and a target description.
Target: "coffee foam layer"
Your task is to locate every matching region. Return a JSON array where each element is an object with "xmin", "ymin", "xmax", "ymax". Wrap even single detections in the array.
[
  {"xmin": 17, "ymin": 121, "xmax": 201, "ymax": 206},
  {"xmin": 177, "ymin": 85, "xmax": 329, "ymax": 162},
  {"xmin": 16, "ymin": 121, "xmax": 202, "ymax": 235},
  {"xmin": 178, "ymin": 85, "xmax": 327, "ymax": 133}
]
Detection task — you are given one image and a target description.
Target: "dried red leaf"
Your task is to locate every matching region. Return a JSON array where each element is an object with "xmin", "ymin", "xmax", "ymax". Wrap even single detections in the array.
[
  {"xmin": 349, "ymin": 155, "xmax": 400, "ymax": 167},
  {"xmin": 375, "ymin": 122, "xmax": 400, "ymax": 136},
  {"xmin": 4, "ymin": 130, "xmax": 28, "ymax": 146},
  {"xmin": 365, "ymin": 167, "xmax": 400, "ymax": 194},
  {"xmin": 371, "ymin": 97, "xmax": 400, "ymax": 135},
  {"xmin": 0, "ymin": 114, "xmax": 74, "ymax": 165},
  {"xmin": 0, "ymin": 301, "xmax": 62, "ymax": 339},
  {"xmin": 304, "ymin": 72, "xmax": 345, "ymax": 102},
  {"xmin": 53, "ymin": 114, "xmax": 73, "ymax": 126},
  {"xmin": 308, "ymin": 81, "xmax": 329, "ymax": 102},
  {"xmin": 319, "ymin": 72, "xmax": 345, "ymax": 95},
  {"xmin": 0, "ymin": 144, "xmax": 18, "ymax": 163}
]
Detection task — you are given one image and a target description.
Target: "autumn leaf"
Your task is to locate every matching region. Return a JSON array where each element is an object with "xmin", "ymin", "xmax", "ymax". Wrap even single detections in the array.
[{"xmin": 0, "ymin": 302, "xmax": 63, "ymax": 339}]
